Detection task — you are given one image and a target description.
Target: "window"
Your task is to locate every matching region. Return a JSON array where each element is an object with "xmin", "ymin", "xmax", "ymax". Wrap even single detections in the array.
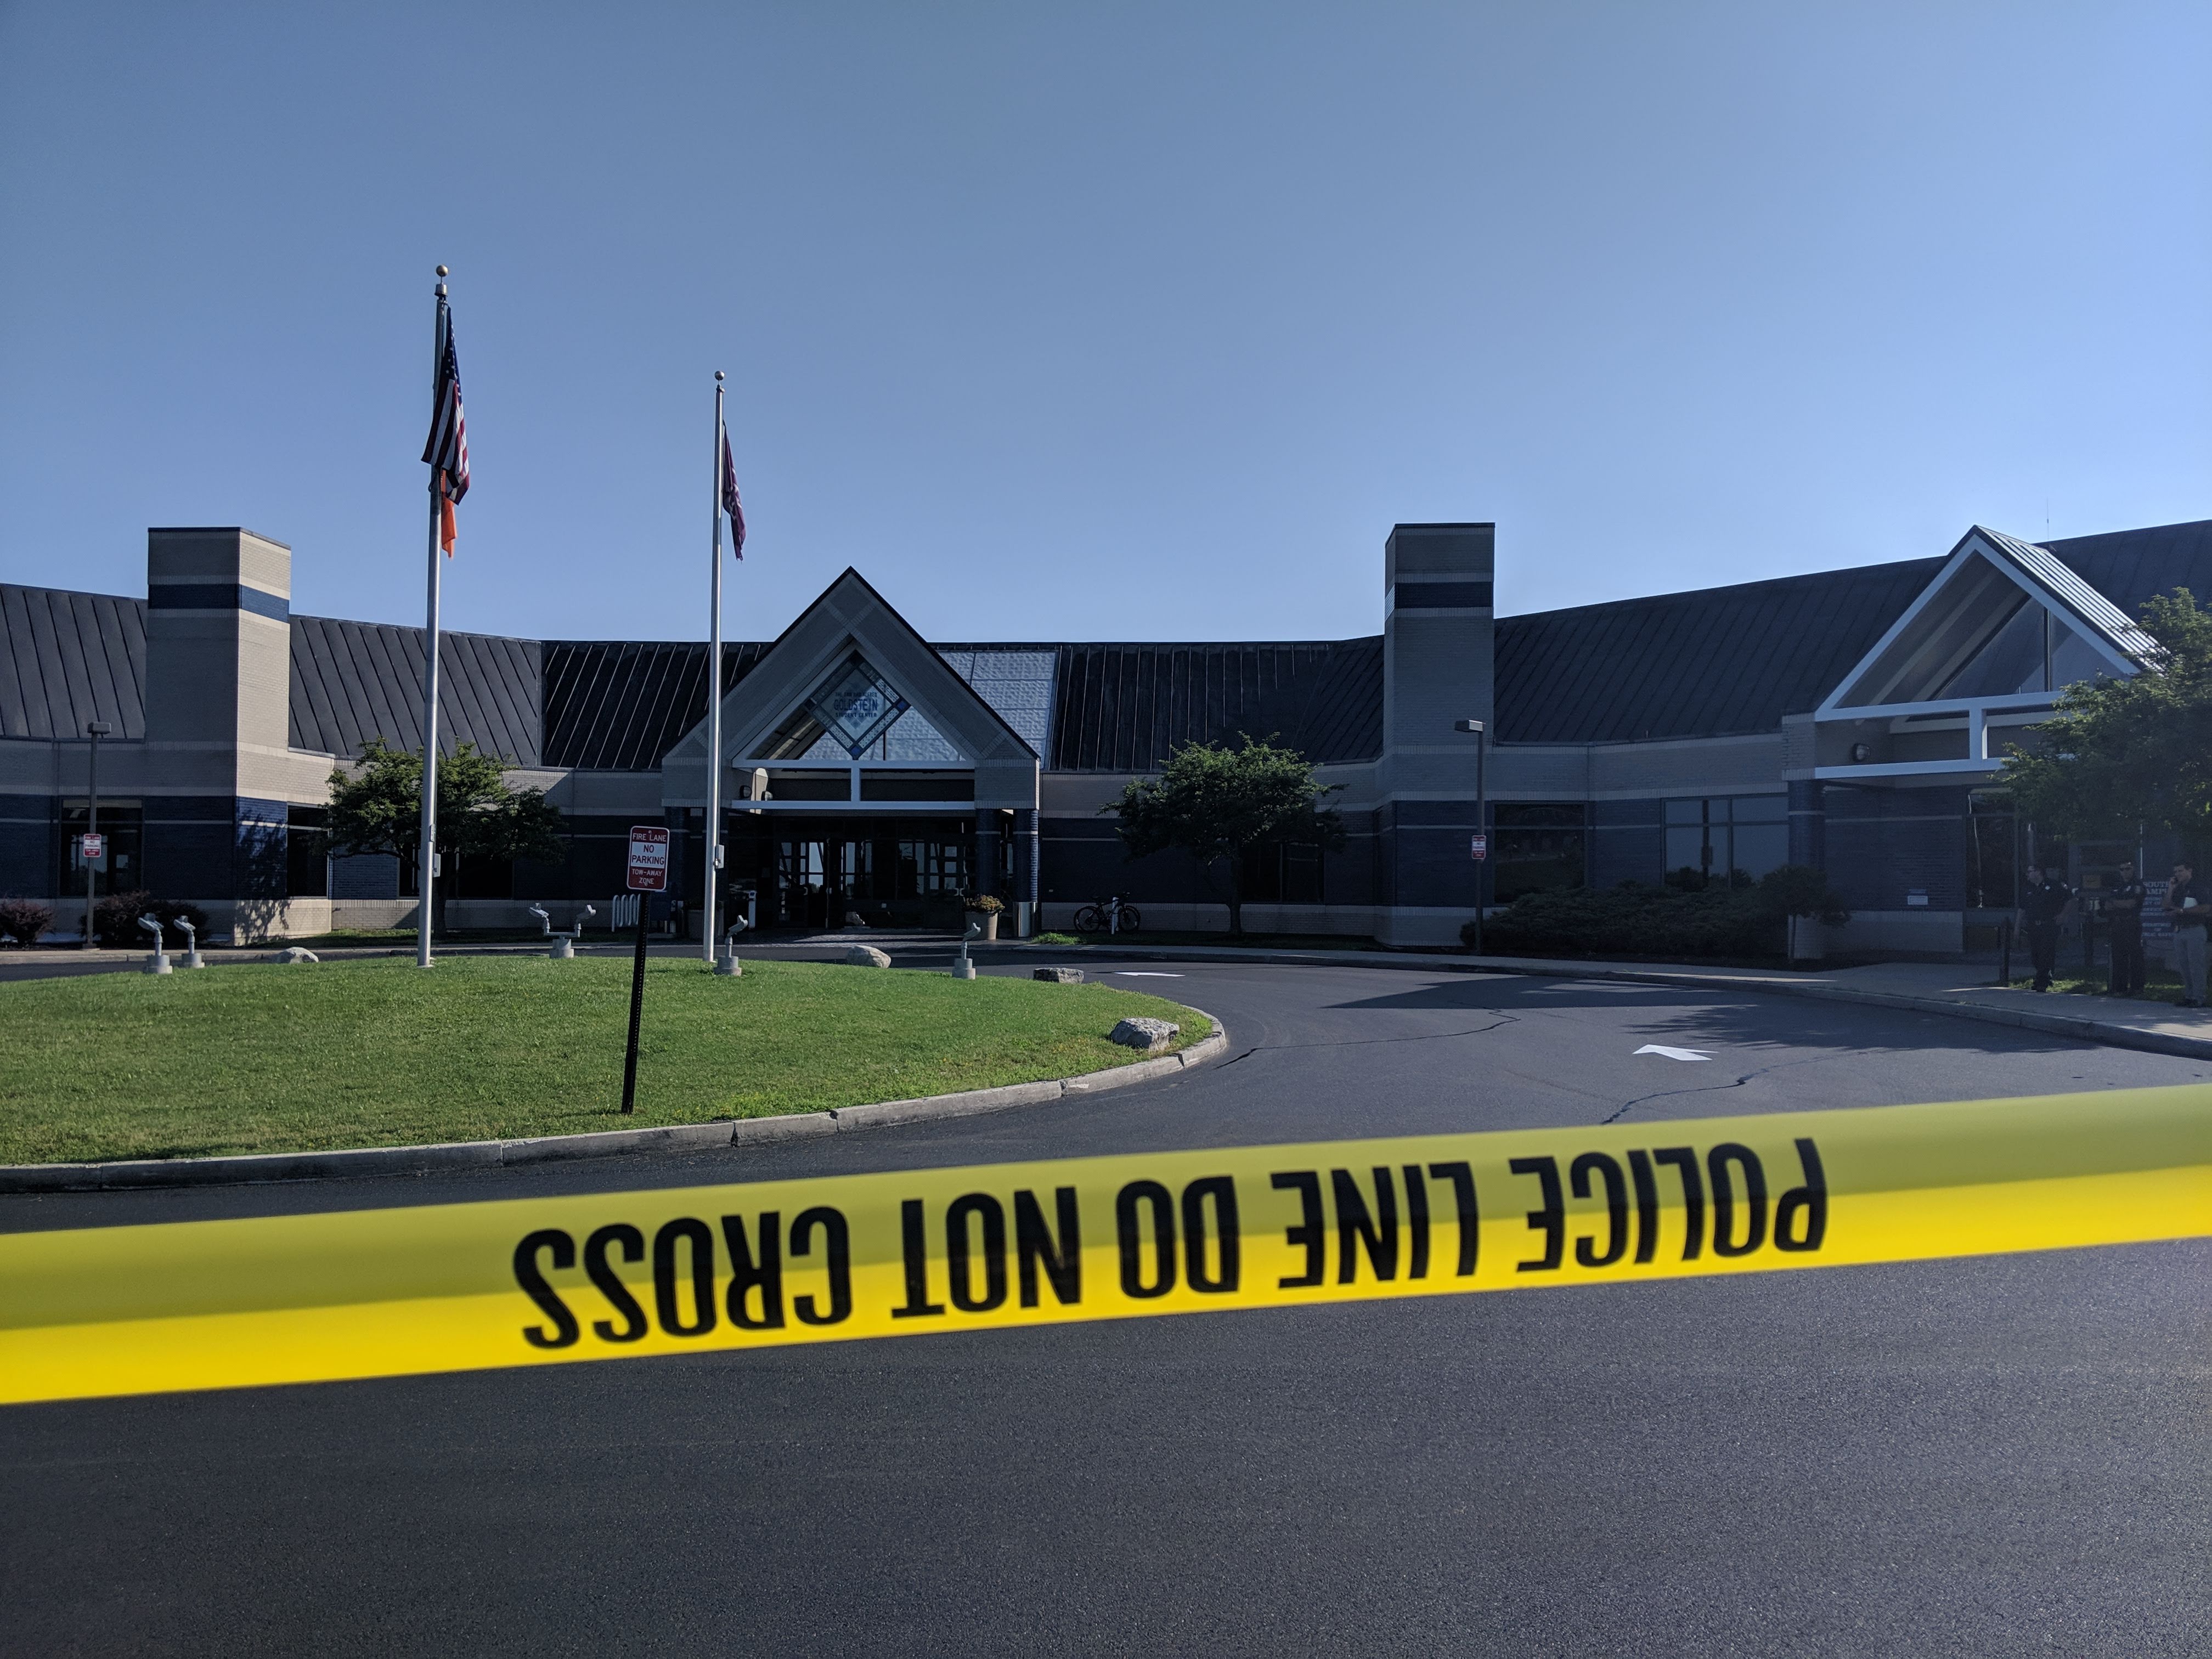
[
  {"xmin": 765, "ymin": 654, "xmax": 911, "ymax": 760},
  {"xmin": 1661, "ymin": 797, "xmax": 1788, "ymax": 889},
  {"xmin": 456, "ymin": 853, "xmax": 514, "ymax": 899},
  {"xmin": 1492, "ymin": 804, "xmax": 1585, "ymax": 902},
  {"xmin": 899, "ymin": 839, "xmax": 969, "ymax": 895},
  {"xmin": 1242, "ymin": 842, "xmax": 1325, "ymax": 905},
  {"xmin": 763, "ymin": 771, "xmax": 853, "ymax": 802},
  {"xmin": 861, "ymin": 773, "xmax": 972, "ymax": 802},
  {"xmin": 58, "ymin": 802, "xmax": 143, "ymax": 899},
  {"xmin": 1938, "ymin": 602, "xmax": 2108, "ymax": 699},
  {"xmin": 1967, "ymin": 791, "xmax": 2019, "ymax": 910},
  {"xmin": 287, "ymin": 806, "xmax": 329, "ymax": 898}
]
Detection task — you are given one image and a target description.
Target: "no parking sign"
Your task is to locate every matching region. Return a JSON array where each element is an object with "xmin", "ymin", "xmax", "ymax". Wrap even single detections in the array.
[{"xmin": 627, "ymin": 826, "xmax": 669, "ymax": 892}]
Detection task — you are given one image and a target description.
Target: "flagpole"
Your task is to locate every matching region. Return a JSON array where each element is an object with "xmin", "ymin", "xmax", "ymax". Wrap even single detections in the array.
[
  {"xmin": 703, "ymin": 371, "xmax": 725, "ymax": 963},
  {"xmin": 417, "ymin": 268, "xmax": 448, "ymax": 970}
]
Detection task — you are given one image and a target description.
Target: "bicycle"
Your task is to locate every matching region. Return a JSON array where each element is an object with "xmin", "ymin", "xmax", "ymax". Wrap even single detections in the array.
[{"xmin": 1071, "ymin": 895, "xmax": 1142, "ymax": 935}]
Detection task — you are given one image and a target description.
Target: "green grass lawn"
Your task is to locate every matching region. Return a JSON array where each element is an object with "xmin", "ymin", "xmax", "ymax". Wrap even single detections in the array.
[{"xmin": 0, "ymin": 957, "xmax": 1212, "ymax": 1165}]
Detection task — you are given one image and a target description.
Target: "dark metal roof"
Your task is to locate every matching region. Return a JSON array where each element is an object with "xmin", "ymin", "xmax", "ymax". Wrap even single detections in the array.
[
  {"xmin": 1491, "ymin": 517, "xmax": 2212, "ymax": 744},
  {"xmin": 2041, "ymin": 518, "xmax": 2212, "ymax": 616},
  {"xmin": 1976, "ymin": 526, "xmax": 2163, "ymax": 668},
  {"xmin": 1044, "ymin": 641, "xmax": 1385, "ymax": 770},
  {"xmin": 544, "ymin": 641, "xmax": 772, "ymax": 771},
  {"xmin": 1494, "ymin": 560, "xmax": 1946, "ymax": 743},
  {"xmin": 0, "ymin": 584, "xmax": 146, "ymax": 741},
  {"xmin": 289, "ymin": 615, "xmax": 545, "ymax": 764},
  {"xmin": 11, "ymin": 517, "xmax": 2210, "ymax": 765}
]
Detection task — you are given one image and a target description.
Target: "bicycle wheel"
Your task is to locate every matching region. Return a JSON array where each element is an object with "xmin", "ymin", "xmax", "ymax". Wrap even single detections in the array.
[
  {"xmin": 1073, "ymin": 905, "xmax": 1107, "ymax": 933},
  {"xmin": 1116, "ymin": 905, "xmax": 1141, "ymax": 933}
]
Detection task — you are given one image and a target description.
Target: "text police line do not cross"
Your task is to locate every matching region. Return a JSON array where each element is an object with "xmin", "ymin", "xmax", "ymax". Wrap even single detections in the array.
[
  {"xmin": 510, "ymin": 1141, "xmax": 1829, "ymax": 1348},
  {"xmin": 8, "ymin": 1090, "xmax": 2203, "ymax": 1403}
]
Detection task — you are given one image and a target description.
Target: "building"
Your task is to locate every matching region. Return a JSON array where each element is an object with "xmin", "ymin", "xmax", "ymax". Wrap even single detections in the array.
[{"xmin": 4, "ymin": 517, "xmax": 2208, "ymax": 951}]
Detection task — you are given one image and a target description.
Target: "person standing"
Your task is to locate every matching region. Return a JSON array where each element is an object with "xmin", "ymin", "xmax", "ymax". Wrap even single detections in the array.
[
  {"xmin": 2019, "ymin": 862, "xmax": 2074, "ymax": 992},
  {"xmin": 2165, "ymin": 860, "xmax": 2210, "ymax": 1007},
  {"xmin": 2104, "ymin": 860, "xmax": 2147, "ymax": 996}
]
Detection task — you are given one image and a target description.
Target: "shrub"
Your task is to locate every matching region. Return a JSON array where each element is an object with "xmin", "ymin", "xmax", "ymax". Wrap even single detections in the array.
[
  {"xmin": 0, "ymin": 897, "xmax": 54, "ymax": 947},
  {"xmin": 1466, "ymin": 866, "xmax": 1850, "ymax": 960},
  {"xmin": 964, "ymin": 893, "xmax": 1006, "ymax": 915},
  {"xmin": 92, "ymin": 891, "xmax": 210, "ymax": 949}
]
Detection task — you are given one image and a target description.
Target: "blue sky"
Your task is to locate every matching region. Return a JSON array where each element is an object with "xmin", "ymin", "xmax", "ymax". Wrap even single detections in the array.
[{"xmin": 1, "ymin": 3, "xmax": 2205, "ymax": 645}]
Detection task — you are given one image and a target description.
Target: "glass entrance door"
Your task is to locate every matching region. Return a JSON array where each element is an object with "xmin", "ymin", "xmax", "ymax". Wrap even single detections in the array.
[{"xmin": 724, "ymin": 816, "xmax": 975, "ymax": 931}]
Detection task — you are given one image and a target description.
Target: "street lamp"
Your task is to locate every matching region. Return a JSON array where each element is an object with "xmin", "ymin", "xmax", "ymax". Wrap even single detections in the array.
[
  {"xmin": 82, "ymin": 719, "xmax": 112, "ymax": 950},
  {"xmin": 1455, "ymin": 718, "xmax": 1487, "ymax": 955}
]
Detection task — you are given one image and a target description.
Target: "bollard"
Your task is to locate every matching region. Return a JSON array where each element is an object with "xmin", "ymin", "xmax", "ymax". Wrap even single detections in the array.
[
  {"xmin": 551, "ymin": 935, "xmax": 574, "ymax": 959},
  {"xmin": 951, "ymin": 920, "xmax": 980, "ymax": 980},
  {"xmin": 138, "ymin": 913, "xmax": 172, "ymax": 976},
  {"xmin": 177, "ymin": 918, "xmax": 203, "ymax": 969}
]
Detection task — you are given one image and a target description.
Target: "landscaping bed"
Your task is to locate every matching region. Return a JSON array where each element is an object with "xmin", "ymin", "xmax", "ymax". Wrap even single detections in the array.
[
  {"xmin": 0, "ymin": 957, "xmax": 1211, "ymax": 1165},
  {"xmin": 2005, "ymin": 967, "xmax": 2190, "ymax": 1004}
]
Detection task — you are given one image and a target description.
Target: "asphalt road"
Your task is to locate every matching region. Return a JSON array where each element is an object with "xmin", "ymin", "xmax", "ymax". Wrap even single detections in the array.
[{"xmin": 3, "ymin": 960, "xmax": 2205, "ymax": 1656}]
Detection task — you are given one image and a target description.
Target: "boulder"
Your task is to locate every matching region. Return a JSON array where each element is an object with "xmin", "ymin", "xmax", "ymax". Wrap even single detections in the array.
[
  {"xmin": 1109, "ymin": 1016, "xmax": 1178, "ymax": 1053},
  {"xmin": 276, "ymin": 946, "xmax": 320, "ymax": 964},
  {"xmin": 1032, "ymin": 966, "xmax": 1085, "ymax": 984},
  {"xmin": 843, "ymin": 945, "xmax": 892, "ymax": 968},
  {"xmin": 843, "ymin": 911, "xmax": 869, "ymax": 928}
]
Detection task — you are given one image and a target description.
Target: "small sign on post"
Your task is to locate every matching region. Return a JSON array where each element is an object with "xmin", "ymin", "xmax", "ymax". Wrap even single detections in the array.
[
  {"xmin": 78, "ymin": 832, "xmax": 105, "ymax": 866},
  {"xmin": 619, "ymin": 826, "xmax": 668, "ymax": 1115},
  {"xmin": 626, "ymin": 826, "xmax": 669, "ymax": 893},
  {"xmin": 1470, "ymin": 833, "xmax": 1488, "ymax": 861}
]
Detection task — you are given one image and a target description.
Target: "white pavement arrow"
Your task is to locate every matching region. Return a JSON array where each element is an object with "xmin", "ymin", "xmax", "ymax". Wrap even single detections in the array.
[{"xmin": 1634, "ymin": 1044, "xmax": 1713, "ymax": 1062}]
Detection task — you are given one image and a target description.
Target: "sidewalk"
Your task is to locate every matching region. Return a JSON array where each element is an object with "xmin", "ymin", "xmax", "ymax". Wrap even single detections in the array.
[{"xmin": 1023, "ymin": 940, "xmax": 2212, "ymax": 1064}]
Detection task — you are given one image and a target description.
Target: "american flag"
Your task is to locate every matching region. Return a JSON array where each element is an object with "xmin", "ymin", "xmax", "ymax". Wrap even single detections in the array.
[
  {"xmin": 720, "ymin": 425, "xmax": 745, "ymax": 558},
  {"xmin": 421, "ymin": 309, "xmax": 470, "ymax": 555}
]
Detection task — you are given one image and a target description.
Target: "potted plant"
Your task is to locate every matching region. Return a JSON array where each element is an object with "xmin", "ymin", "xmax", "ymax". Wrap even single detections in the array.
[{"xmin": 964, "ymin": 892, "xmax": 1005, "ymax": 942}]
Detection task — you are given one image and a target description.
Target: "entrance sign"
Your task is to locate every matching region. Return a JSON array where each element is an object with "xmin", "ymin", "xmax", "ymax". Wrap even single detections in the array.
[
  {"xmin": 626, "ymin": 826, "xmax": 669, "ymax": 892},
  {"xmin": 807, "ymin": 653, "xmax": 911, "ymax": 758},
  {"xmin": 1470, "ymin": 834, "xmax": 1487, "ymax": 861},
  {"xmin": 78, "ymin": 833, "xmax": 104, "ymax": 863}
]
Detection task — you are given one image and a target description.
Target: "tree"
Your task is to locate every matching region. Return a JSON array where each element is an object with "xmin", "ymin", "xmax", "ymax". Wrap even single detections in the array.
[
  {"xmin": 2000, "ymin": 590, "xmax": 2212, "ymax": 854},
  {"xmin": 326, "ymin": 739, "xmax": 566, "ymax": 934},
  {"xmin": 1103, "ymin": 738, "xmax": 1344, "ymax": 937}
]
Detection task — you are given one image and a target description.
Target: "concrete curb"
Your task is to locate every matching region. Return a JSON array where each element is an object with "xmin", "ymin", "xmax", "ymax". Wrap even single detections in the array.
[
  {"xmin": 0, "ymin": 1017, "xmax": 1229, "ymax": 1194},
  {"xmin": 1045, "ymin": 942, "xmax": 2212, "ymax": 1065}
]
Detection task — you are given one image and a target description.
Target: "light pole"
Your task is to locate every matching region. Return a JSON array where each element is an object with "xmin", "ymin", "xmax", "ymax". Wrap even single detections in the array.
[
  {"xmin": 1454, "ymin": 718, "xmax": 1487, "ymax": 955},
  {"xmin": 82, "ymin": 719, "xmax": 112, "ymax": 950}
]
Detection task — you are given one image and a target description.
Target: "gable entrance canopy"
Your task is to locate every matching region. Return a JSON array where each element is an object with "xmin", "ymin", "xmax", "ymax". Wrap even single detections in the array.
[
  {"xmin": 661, "ymin": 568, "xmax": 1040, "ymax": 812},
  {"xmin": 1807, "ymin": 526, "xmax": 2162, "ymax": 782}
]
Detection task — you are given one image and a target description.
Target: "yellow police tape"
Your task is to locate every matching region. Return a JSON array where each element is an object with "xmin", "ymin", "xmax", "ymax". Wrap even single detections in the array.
[{"xmin": 2, "ymin": 1085, "xmax": 2207, "ymax": 1406}]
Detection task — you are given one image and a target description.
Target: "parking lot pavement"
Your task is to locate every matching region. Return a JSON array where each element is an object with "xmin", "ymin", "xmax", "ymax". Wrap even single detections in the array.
[{"xmin": 2, "ymin": 961, "xmax": 2205, "ymax": 1656}]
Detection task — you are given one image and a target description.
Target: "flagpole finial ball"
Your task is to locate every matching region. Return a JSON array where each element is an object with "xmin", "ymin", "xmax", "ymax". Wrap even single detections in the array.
[
  {"xmin": 436, "ymin": 265, "xmax": 449, "ymax": 277},
  {"xmin": 715, "ymin": 370, "xmax": 725, "ymax": 381}
]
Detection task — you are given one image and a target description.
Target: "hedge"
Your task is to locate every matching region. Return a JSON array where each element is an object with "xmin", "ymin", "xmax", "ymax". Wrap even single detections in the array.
[{"xmin": 1469, "ymin": 866, "xmax": 1850, "ymax": 960}]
